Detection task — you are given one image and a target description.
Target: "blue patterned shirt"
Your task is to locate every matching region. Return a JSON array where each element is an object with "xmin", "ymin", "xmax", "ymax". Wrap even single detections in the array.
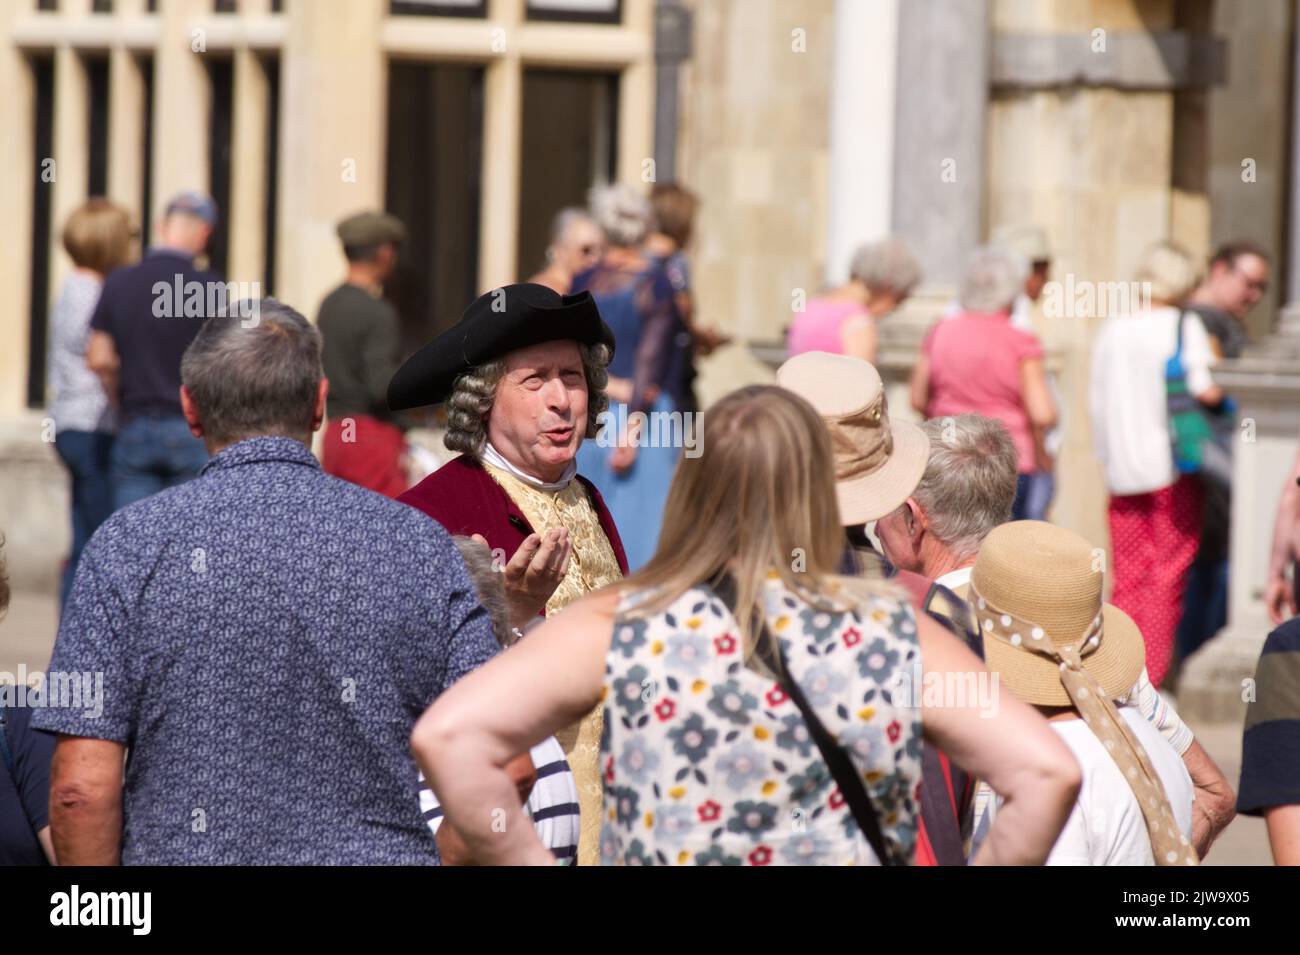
[{"xmin": 33, "ymin": 436, "xmax": 498, "ymax": 865}]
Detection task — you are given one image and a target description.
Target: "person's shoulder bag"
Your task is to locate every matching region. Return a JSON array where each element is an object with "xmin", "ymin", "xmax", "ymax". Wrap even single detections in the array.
[{"xmin": 715, "ymin": 575, "xmax": 904, "ymax": 865}]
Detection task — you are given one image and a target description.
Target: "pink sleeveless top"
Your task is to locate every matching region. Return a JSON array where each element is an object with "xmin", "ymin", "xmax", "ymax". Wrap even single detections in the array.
[{"xmin": 787, "ymin": 297, "xmax": 870, "ymax": 356}]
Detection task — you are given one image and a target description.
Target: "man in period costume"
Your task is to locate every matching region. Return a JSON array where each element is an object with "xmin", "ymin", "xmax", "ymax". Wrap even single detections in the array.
[{"xmin": 388, "ymin": 282, "xmax": 627, "ymax": 865}]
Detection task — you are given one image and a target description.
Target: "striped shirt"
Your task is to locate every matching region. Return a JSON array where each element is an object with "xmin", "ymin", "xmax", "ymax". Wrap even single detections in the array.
[
  {"xmin": 1238, "ymin": 618, "xmax": 1300, "ymax": 815},
  {"xmin": 418, "ymin": 736, "xmax": 581, "ymax": 862}
]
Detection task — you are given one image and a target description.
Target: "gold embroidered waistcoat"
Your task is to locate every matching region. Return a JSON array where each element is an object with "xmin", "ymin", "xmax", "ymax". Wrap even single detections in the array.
[{"xmin": 483, "ymin": 463, "xmax": 623, "ymax": 866}]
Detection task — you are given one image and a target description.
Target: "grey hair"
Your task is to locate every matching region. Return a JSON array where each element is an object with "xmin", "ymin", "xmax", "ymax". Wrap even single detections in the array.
[
  {"xmin": 588, "ymin": 183, "xmax": 650, "ymax": 248},
  {"xmin": 451, "ymin": 536, "xmax": 515, "ymax": 647},
  {"xmin": 912, "ymin": 414, "xmax": 1018, "ymax": 562},
  {"xmin": 849, "ymin": 237, "xmax": 922, "ymax": 298},
  {"xmin": 958, "ymin": 245, "xmax": 1027, "ymax": 314},
  {"xmin": 180, "ymin": 298, "xmax": 322, "ymax": 445},
  {"xmin": 443, "ymin": 342, "xmax": 612, "ymax": 456}
]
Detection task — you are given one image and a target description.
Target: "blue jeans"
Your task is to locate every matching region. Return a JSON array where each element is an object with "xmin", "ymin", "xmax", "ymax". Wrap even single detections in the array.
[
  {"xmin": 110, "ymin": 414, "xmax": 210, "ymax": 512},
  {"xmin": 1011, "ymin": 471, "xmax": 1055, "ymax": 522},
  {"xmin": 1176, "ymin": 557, "xmax": 1229, "ymax": 660},
  {"xmin": 54, "ymin": 430, "xmax": 115, "ymax": 608}
]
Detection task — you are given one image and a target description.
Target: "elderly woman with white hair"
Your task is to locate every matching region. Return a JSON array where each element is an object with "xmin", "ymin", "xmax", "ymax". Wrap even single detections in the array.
[
  {"xmin": 911, "ymin": 245, "xmax": 1058, "ymax": 522},
  {"xmin": 787, "ymin": 237, "xmax": 922, "ymax": 362},
  {"xmin": 571, "ymin": 183, "xmax": 685, "ymax": 572},
  {"xmin": 1090, "ymin": 241, "xmax": 1223, "ymax": 688}
]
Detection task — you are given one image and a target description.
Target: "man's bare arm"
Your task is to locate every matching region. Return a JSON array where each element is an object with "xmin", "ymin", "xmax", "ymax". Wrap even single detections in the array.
[
  {"xmin": 48, "ymin": 736, "xmax": 126, "ymax": 865},
  {"xmin": 1266, "ymin": 444, "xmax": 1300, "ymax": 623},
  {"xmin": 1265, "ymin": 804, "xmax": 1300, "ymax": 865},
  {"xmin": 86, "ymin": 330, "xmax": 121, "ymax": 406},
  {"xmin": 1183, "ymin": 739, "xmax": 1236, "ymax": 858}
]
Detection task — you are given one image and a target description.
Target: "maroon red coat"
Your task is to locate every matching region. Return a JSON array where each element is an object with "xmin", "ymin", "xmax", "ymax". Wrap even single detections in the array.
[{"xmin": 398, "ymin": 455, "xmax": 629, "ymax": 615}]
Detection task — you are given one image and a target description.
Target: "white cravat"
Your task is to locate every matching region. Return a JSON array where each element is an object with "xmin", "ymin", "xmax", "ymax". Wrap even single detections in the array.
[{"xmin": 481, "ymin": 441, "xmax": 576, "ymax": 492}]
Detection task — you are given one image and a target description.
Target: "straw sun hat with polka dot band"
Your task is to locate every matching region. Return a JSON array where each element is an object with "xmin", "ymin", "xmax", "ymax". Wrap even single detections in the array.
[
  {"xmin": 970, "ymin": 520, "xmax": 1143, "ymax": 707},
  {"xmin": 971, "ymin": 520, "xmax": 1199, "ymax": 866}
]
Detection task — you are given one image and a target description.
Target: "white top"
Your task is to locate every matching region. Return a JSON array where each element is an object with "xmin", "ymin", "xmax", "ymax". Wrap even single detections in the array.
[
  {"xmin": 935, "ymin": 565, "xmax": 973, "ymax": 592},
  {"xmin": 47, "ymin": 271, "xmax": 115, "ymax": 434},
  {"xmin": 982, "ymin": 707, "xmax": 1193, "ymax": 865},
  {"xmin": 1090, "ymin": 306, "xmax": 1216, "ymax": 496}
]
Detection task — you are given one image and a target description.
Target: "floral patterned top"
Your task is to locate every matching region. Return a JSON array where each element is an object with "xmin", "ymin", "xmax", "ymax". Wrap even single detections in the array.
[{"xmin": 598, "ymin": 576, "xmax": 924, "ymax": 865}]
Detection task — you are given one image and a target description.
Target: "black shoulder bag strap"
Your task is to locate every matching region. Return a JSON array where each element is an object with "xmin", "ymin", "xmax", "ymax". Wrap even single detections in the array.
[
  {"xmin": 713, "ymin": 576, "xmax": 900, "ymax": 865},
  {"xmin": 0, "ymin": 695, "xmax": 42, "ymax": 846},
  {"xmin": 0, "ymin": 693, "xmax": 16, "ymax": 781}
]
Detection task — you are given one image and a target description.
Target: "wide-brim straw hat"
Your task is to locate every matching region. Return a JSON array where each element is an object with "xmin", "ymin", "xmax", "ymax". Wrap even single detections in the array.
[
  {"xmin": 970, "ymin": 521, "xmax": 1145, "ymax": 707},
  {"xmin": 776, "ymin": 351, "xmax": 930, "ymax": 525}
]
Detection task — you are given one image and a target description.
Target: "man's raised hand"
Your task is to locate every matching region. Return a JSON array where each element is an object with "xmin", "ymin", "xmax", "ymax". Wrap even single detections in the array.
[{"xmin": 493, "ymin": 528, "xmax": 572, "ymax": 629}]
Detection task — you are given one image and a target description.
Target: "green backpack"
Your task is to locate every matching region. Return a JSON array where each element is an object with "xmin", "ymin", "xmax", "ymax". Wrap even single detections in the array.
[{"xmin": 1166, "ymin": 311, "xmax": 1215, "ymax": 474}]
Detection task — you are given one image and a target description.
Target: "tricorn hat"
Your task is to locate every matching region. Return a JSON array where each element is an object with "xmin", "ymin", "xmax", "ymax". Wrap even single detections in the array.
[{"xmin": 387, "ymin": 282, "xmax": 615, "ymax": 411}]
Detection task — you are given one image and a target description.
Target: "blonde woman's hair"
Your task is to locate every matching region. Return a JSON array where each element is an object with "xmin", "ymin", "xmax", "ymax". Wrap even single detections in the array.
[
  {"xmin": 1135, "ymin": 240, "xmax": 1198, "ymax": 306},
  {"xmin": 63, "ymin": 198, "xmax": 133, "ymax": 275},
  {"xmin": 617, "ymin": 385, "xmax": 866, "ymax": 659}
]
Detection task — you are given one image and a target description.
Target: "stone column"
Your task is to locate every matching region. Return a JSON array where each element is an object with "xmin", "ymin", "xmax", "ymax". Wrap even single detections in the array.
[
  {"xmin": 890, "ymin": 0, "xmax": 988, "ymax": 291},
  {"xmin": 228, "ymin": 44, "xmax": 269, "ymax": 287},
  {"xmin": 1180, "ymin": 0, "xmax": 1300, "ymax": 722},
  {"xmin": 152, "ymin": 0, "xmax": 212, "ymax": 225},
  {"xmin": 50, "ymin": 1, "xmax": 92, "ymax": 300},
  {"xmin": 875, "ymin": 0, "xmax": 988, "ymax": 419},
  {"xmin": 617, "ymin": 0, "xmax": 655, "ymax": 188},
  {"xmin": 479, "ymin": 0, "xmax": 524, "ymax": 291},
  {"xmin": 277, "ymin": 0, "xmax": 385, "ymax": 317},
  {"xmin": 107, "ymin": 0, "xmax": 148, "ymax": 232},
  {"xmin": 1288, "ymin": 1, "xmax": 1300, "ymax": 305},
  {"xmin": 108, "ymin": 44, "xmax": 147, "ymax": 231},
  {"xmin": 825, "ymin": 0, "xmax": 898, "ymax": 285},
  {"xmin": 1179, "ymin": 325, "xmax": 1300, "ymax": 722},
  {"xmin": 653, "ymin": 0, "xmax": 690, "ymax": 184},
  {"xmin": 0, "ymin": 0, "xmax": 35, "ymax": 418}
]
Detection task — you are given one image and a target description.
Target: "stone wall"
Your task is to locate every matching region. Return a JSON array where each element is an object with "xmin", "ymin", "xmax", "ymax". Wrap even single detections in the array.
[
  {"xmin": 677, "ymin": 0, "xmax": 836, "ymax": 407},
  {"xmin": 983, "ymin": 0, "xmax": 1291, "ymax": 562},
  {"xmin": 0, "ymin": 415, "xmax": 69, "ymax": 595}
]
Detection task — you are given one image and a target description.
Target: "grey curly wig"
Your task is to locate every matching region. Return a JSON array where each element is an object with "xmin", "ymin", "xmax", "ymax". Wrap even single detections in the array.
[{"xmin": 444, "ymin": 342, "xmax": 613, "ymax": 456}]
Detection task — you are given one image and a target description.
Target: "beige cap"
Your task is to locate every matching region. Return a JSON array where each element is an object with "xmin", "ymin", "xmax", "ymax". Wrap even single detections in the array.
[
  {"xmin": 776, "ymin": 351, "xmax": 930, "ymax": 525},
  {"xmin": 337, "ymin": 211, "xmax": 407, "ymax": 248}
]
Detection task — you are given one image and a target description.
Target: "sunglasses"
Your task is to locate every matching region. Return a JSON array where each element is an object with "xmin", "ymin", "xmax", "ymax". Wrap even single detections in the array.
[{"xmin": 1231, "ymin": 265, "xmax": 1268, "ymax": 295}]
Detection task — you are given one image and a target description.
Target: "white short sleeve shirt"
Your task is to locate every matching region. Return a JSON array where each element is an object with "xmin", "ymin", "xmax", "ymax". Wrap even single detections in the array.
[
  {"xmin": 1090, "ymin": 306, "xmax": 1217, "ymax": 496},
  {"xmin": 981, "ymin": 707, "xmax": 1194, "ymax": 865}
]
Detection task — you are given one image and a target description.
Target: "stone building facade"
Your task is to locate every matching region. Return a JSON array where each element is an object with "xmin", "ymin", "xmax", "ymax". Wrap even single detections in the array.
[{"xmin": 1, "ymin": 0, "xmax": 1296, "ymax": 673}]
